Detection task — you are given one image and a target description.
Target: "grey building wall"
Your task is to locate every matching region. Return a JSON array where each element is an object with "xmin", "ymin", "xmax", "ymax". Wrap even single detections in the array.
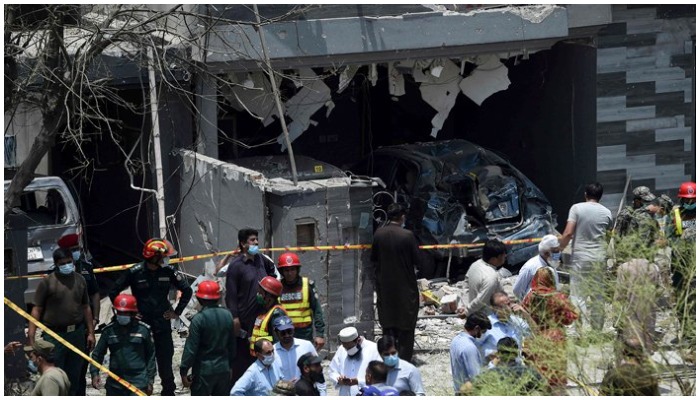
[{"xmin": 596, "ymin": 5, "xmax": 695, "ymax": 213}]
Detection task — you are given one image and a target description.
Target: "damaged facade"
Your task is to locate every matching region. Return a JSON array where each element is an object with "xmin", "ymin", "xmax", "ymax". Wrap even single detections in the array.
[{"xmin": 5, "ymin": 4, "xmax": 695, "ymax": 347}]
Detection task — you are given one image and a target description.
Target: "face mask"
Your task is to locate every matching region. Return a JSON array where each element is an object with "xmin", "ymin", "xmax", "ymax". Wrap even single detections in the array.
[
  {"xmin": 310, "ymin": 371, "xmax": 325, "ymax": 383},
  {"xmin": 682, "ymin": 203, "xmax": 696, "ymax": 211},
  {"xmin": 116, "ymin": 315, "xmax": 132, "ymax": 326},
  {"xmin": 71, "ymin": 250, "xmax": 81, "ymax": 261},
  {"xmin": 262, "ymin": 354, "xmax": 275, "ymax": 366},
  {"xmin": 383, "ymin": 354, "xmax": 399, "ymax": 368},
  {"xmin": 27, "ymin": 359, "xmax": 38, "ymax": 374},
  {"xmin": 248, "ymin": 245, "xmax": 259, "ymax": 255},
  {"xmin": 346, "ymin": 343, "xmax": 362, "ymax": 357},
  {"xmin": 58, "ymin": 263, "xmax": 75, "ymax": 275},
  {"xmin": 160, "ymin": 257, "xmax": 170, "ymax": 267},
  {"xmin": 551, "ymin": 252, "xmax": 561, "ymax": 262},
  {"xmin": 255, "ymin": 293, "xmax": 266, "ymax": 306}
]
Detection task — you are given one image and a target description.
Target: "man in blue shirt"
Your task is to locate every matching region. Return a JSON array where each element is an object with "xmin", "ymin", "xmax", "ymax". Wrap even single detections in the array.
[
  {"xmin": 377, "ymin": 335, "xmax": 425, "ymax": 395},
  {"xmin": 272, "ymin": 315, "xmax": 318, "ymax": 381},
  {"xmin": 513, "ymin": 234, "xmax": 561, "ymax": 301},
  {"xmin": 231, "ymin": 339, "xmax": 284, "ymax": 396},
  {"xmin": 479, "ymin": 291, "xmax": 533, "ymax": 362},
  {"xmin": 450, "ymin": 312, "xmax": 492, "ymax": 394}
]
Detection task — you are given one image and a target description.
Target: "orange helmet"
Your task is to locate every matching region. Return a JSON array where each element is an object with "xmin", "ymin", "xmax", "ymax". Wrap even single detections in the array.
[
  {"xmin": 114, "ymin": 294, "xmax": 138, "ymax": 312},
  {"xmin": 142, "ymin": 238, "xmax": 177, "ymax": 259},
  {"xmin": 277, "ymin": 252, "xmax": 301, "ymax": 269},
  {"xmin": 678, "ymin": 182, "xmax": 696, "ymax": 199},
  {"xmin": 259, "ymin": 276, "xmax": 283, "ymax": 297},
  {"xmin": 196, "ymin": 280, "xmax": 221, "ymax": 300}
]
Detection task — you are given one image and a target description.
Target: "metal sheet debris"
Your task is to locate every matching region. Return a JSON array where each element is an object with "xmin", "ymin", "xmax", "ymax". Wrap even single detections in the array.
[
  {"xmin": 459, "ymin": 54, "xmax": 511, "ymax": 106},
  {"xmin": 417, "ymin": 59, "xmax": 462, "ymax": 138}
]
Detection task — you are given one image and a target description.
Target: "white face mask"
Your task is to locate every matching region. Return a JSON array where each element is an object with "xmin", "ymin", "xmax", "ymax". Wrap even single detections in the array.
[
  {"xmin": 346, "ymin": 343, "xmax": 361, "ymax": 357},
  {"xmin": 262, "ymin": 354, "xmax": 275, "ymax": 366}
]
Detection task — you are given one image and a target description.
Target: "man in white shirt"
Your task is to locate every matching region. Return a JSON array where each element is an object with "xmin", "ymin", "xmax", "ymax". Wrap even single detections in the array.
[
  {"xmin": 458, "ymin": 240, "xmax": 507, "ymax": 318},
  {"xmin": 271, "ymin": 315, "xmax": 318, "ymax": 382},
  {"xmin": 328, "ymin": 327, "xmax": 382, "ymax": 396},
  {"xmin": 559, "ymin": 182, "xmax": 613, "ymax": 330},
  {"xmin": 513, "ymin": 234, "xmax": 561, "ymax": 301}
]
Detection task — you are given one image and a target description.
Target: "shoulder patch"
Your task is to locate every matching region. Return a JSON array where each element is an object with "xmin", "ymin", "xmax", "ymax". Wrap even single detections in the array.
[
  {"xmin": 130, "ymin": 263, "xmax": 144, "ymax": 273},
  {"xmin": 176, "ymin": 273, "xmax": 183, "ymax": 281}
]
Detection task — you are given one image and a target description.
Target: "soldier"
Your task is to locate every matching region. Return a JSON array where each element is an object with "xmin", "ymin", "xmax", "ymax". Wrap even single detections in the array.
[
  {"xmin": 249, "ymin": 277, "xmax": 289, "ymax": 356},
  {"xmin": 180, "ymin": 280, "xmax": 236, "ymax": 396},
  {"xmin": 90, "ymin": 294, "xmax": 155, "ymax": 395},
  {"xmin": 109, "ymin": 238, "xmax": 192, "ymax": 396},
  {"xmin": 614, "ymin": 186, "xmax": 656, "ymax": 238},
  {"xmin": 56, "ymin": 232, "xmax": 100, "ymax": 396},
  {"xmin": 277, "ymin": 252, "xmax": 326, "ymax": 350}
]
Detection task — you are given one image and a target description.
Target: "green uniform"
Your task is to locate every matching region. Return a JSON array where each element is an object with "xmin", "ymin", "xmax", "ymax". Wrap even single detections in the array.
[
  {"xmin": 109, "ymin": 262, "xmax": 192, "ymax": 396},
  {"xmin": 180, "ymin": 305, "xmax": 236, "ymax": 396},
  {"xmin": 75, "ymin": 256, "xmax": 99, "ymax": 396},
  {"xmin": 90, "ymin": 319, "xmax": 156, "ymax": 396}
]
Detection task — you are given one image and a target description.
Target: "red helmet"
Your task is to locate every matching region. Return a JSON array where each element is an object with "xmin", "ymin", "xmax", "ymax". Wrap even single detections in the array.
[
  {"xmin": 142, "ymin": 238, "xmax": 177, "ymax": 259},
  {"xmin": 277, "ymin": 252, "xmax": 301, "ymax": 269},
  {"xmin": 678, "ymin": 182, "xmax": 696, "ymax": 199},
  {"xmin": 114, "ymin": 294, "xmax": 138, "ymax": 312},
  {"xmin": 259, "ymin": 276, "xmax": 283, "ymax": 297},
  {"xmin": 196, "ymin": 280, "xmax": 221, "ymax": 300}
]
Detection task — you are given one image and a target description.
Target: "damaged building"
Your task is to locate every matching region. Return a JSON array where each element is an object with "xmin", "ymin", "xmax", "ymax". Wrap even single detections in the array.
[{"xmin": 5, "ymin": 5, "xmax": 695, "ymax": 346}]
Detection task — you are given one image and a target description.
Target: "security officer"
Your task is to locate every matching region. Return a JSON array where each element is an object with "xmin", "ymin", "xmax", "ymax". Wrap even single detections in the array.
[
  {"xmin": 277, "ymin": 252, "xmax": 326, "ymax": 350},
  {"xmin": 614, "ymin": 186, "xmax": 656, "ymax": 237},
  {"xmin": 56, "ymin": 232, "xmax": 101, "ymax": 396},
  {"xmin": 249, "ymin": 276, "xmax": 288, "ymax": 356},
  {"xmin": 109, "ymin": 238, "xmax": 192, "ymax": 396},
  {"xmin": 27, "ymin": 247, "xmax": 96, "ymax": 396},
  {"xmin": 180, "ymin": 280, "xmax": 236, "ymax": 396},
  {"xmin": 90, "ymin": 294, "xmax": 155, "ymax": 395}
]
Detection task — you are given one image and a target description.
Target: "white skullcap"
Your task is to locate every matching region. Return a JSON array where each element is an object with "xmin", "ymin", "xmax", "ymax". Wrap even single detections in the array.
[
  {"xmin": 538, "ymin": 234, "xmax": 560, "ymax": 253},
  {"xmin": 338, "ymin": 327, "xmax": 359, "ymax": 342}
]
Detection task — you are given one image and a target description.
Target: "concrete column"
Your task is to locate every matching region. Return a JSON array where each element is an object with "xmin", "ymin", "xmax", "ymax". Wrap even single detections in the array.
[{"xmin": 195, "ymin": 73, "xmax": 219, "ymax": 158}]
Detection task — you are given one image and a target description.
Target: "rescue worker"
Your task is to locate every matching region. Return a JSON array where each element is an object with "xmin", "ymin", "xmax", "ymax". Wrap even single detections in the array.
[
  {"xmin": 109, "ymin": 238, "xmax": 192, "ymax": 396},
  {"xmin": 277, "ymin": 252, "xmax": 326, "ymax": 350},
  {"xmin": 90, "ymin": 294, "xmax": 155, "ymax": 396},
  {"xmin": 27, "ymin": 247, "xmax": 96, "ymax": 396},
  {"xmin": 56, "ymin": 232, "xmax": 100, "ymax": 396},
  {"xmin": 180, "ymin": 280, "xmax": 236, "ymax": 396},
  {"xmin": 249, "ymin": 276, "xmax": 289, "ymax": 356},
  {"xmin": 671, "ymin": 181, "xmax": 696, "ymax": 239}
]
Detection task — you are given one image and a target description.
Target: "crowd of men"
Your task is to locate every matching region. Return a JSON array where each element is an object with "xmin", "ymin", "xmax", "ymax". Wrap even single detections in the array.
[{"xmin": 12, "ymin": 180, "xmax": 695, "ymax": 396}]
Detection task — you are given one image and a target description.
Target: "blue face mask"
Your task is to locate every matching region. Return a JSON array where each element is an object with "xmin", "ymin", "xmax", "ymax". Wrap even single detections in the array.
[
  {"xmin": 248, "ymin": 245, "xmax": 259, "ymax": 255},
  {"xmin": 682, "ymin": 203, "xmax": 696, "ymax": 211},
  {"xmin": 160, "ymin": 257, "xmax": 170, "ymax": 267},
  {"xmin": 58, "ymin": 263, "xmax": 75, "ymax": 275},
  {"xmin": 383, "ymin": 354, "xmax": 399, "ymax": 368},
  {"xmin": 116, "ymin": 315, "xmax": 132, "ymax": 326},
  {"xmin": 71, "ymin": 250, "xmax": 81, "ymax": 262},
  {"xmin": 551, "ymin": 252, "xmax": 561, "ymax": 262},
  {"xmin": 27, "ymin": 359, "xmax": 38, "ymax": 374}
]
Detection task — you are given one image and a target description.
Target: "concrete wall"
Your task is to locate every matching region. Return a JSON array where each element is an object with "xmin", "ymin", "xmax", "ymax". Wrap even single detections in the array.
[{"xmin": 596, "ymin": 5, "xmax": 695, "ymax": 213}]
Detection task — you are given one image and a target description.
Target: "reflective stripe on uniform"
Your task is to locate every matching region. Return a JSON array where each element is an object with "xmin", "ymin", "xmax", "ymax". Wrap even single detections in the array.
[
  {"xmin": 279, "ymin": 277, "xmax": 312, "ymax": 328},
  {"xmin": 250, "ymin": 305, "xmax": 286, "ymax": 356},
  {"xmin": 674, "ymin": 207, "xmax": 683, "ymax": 235}
]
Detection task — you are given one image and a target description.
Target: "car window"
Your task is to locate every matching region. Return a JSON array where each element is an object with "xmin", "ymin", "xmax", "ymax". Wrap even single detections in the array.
[{"xmin": 11, "ymin": 188, "xmax": 69, "ymax": 227}]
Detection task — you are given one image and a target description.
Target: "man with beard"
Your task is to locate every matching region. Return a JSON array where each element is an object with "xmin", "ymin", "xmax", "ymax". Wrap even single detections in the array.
[
  {"xmin": 329, "ymin": 327, "xmax": 382, "ymax": 396},
  {"xmin": 271, "ymin": 315, "xmax": 318, "ymax": 381},
  {"xmin": 513, "ymin": 235, "xmax": 561, "ymax": 301},
  {"xmin": 294, "ymin": 353, "xmax": 327, "ymax": 396}
]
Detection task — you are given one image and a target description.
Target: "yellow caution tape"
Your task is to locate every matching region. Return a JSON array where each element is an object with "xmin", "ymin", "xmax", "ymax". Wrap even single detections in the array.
[
  {"xmin": 3, "ymin": 297, "xmax": 147, "ymax": 396},
  {"xmin": 6, "ymin": 238, "xmax": 542, "ymax": 280}
]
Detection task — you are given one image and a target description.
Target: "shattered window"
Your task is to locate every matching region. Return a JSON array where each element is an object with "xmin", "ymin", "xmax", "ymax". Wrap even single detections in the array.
[{"xmin": 13, "ymin": 189, "xmax": 68, "ymax": 227}]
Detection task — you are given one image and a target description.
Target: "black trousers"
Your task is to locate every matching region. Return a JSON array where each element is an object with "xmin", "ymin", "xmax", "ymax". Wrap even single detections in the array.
[
  {"xmin": 382, "ymin": 327, "xmax": 416, "ymax": 362},
  {"xmin": 230, "ymin": 337, "xmax": 255, "ymax": 386},
  {"xmin": 152, "ymin": 329, "xmax": 176, "ymax": 396}
]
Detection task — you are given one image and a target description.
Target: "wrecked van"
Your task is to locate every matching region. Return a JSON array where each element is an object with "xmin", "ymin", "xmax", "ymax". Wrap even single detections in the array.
[
  {"xmin": 352, "ymin": 139, "xmax": 557, "ymax": 278},
  {"xmin": 4, "ymin": 176, "xmax": 82, "ymax": 306}
]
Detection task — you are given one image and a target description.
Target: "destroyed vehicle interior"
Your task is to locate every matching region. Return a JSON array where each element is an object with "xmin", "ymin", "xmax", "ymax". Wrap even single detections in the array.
[{"xmin": 352, "ymin": 139, "xmax": 556, "ymax": 280}]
